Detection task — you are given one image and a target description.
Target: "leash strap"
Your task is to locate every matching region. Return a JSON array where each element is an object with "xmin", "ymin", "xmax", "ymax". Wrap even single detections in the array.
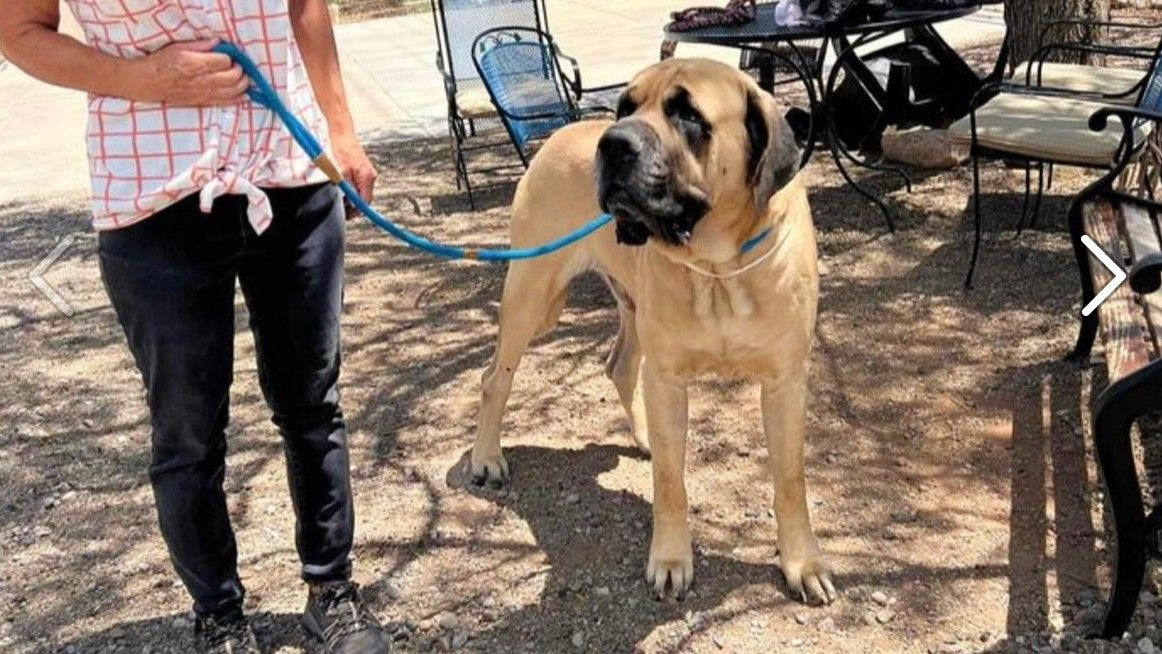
[
  {"xmin": 212, "ymin": 42, "xmax": 612, "ymax": 262},
  {"xmin": 212, "ymin": 42, "xmax": 773, "ymax": 268}
]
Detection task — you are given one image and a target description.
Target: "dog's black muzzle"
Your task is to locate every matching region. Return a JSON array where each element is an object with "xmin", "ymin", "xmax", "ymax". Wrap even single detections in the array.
[{"xmin": 597, "ymin": 120, "xmax": 708, "ymax": 247}]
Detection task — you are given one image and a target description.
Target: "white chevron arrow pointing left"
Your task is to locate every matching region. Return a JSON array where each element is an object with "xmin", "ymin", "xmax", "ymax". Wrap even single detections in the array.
[
  {"xmin": 1081, "ymin": 234, "xmax": 1128, "ymax": 318},
  {"xmin": 28, "ymin": 233, "xmax": 82, "ymax": 317}
]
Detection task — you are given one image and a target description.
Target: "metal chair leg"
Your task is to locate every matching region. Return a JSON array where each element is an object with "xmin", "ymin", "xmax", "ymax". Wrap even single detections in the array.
[
  {"xmin": 965, "ymin": 154, "xmax": 984, "ymax": 289},
  {"xmin": 1067, "ymin": 197, "xmax": 1099, "ymax": 361},
  {"xmin": 1092, "ymin": 395, "xmax": 1149, "ymax": 639},
  {"xmin": 1016, "ymin": 163, "xmax": 1033, "ymax": 235},
  {"xmin": 1028, "ymin": 163, "xmax": 1046, "ymax": 229}
]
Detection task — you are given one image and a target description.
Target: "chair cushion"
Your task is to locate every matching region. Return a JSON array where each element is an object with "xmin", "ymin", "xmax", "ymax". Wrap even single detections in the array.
[
  {"xmin": 947, "ymin": 92, "xmax": 1152, "ymax": 167},
  {"xmin": 1009, "ymin": 61, "xmax": 1145, "ymax": 105},
  {"xmin": 456, "ymin": 89, "xmax": 498, "ymax": 119}
]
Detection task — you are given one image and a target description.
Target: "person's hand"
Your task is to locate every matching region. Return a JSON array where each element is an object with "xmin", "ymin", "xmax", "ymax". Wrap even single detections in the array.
[
  {"xmin": 129, "ymin": 39, "xmax": 249, "ymax": 106},
  {"xmin": 331, "ymin": 133, "xmax": 378, "ymax": 220}
]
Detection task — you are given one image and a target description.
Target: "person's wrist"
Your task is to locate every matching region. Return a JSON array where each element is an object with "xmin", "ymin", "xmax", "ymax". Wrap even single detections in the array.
[{"xmin": 109, "ymin": 56, "xmax": 151, "ymax": 102}]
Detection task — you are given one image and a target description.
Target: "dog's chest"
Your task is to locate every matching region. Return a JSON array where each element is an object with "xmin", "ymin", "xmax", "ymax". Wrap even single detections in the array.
[{"xmin": 640, "ymin": 278, "xmax": 808, "ymax": 377}]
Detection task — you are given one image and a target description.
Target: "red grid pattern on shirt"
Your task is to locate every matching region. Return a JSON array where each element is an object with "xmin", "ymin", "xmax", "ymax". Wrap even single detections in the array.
[{"xmin": 66, "ymin": 0, "xmax": 330, "ymax": 230}]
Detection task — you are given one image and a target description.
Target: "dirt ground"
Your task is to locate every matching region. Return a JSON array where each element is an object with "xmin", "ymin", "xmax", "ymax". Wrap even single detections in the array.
[{"xmin": 7, "ymin": 32, "xmax": 1162, "ymax": 654}]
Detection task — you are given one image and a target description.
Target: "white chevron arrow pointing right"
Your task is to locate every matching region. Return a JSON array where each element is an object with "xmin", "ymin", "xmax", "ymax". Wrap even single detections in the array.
[{"xmin": 1081, "ymin": 235, "xmax": 1128, "ymax": 318}]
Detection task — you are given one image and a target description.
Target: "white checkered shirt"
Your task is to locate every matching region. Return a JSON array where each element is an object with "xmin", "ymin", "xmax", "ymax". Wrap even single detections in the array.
[{"xmin": 65, "ymin": 0, "xmax": 331, "ymax": 232}]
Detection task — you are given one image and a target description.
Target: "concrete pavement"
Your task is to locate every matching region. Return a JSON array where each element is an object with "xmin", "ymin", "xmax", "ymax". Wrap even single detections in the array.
[{"xmin": 0, "ymin": 1, "xmax": 1005, "ymax": 205}]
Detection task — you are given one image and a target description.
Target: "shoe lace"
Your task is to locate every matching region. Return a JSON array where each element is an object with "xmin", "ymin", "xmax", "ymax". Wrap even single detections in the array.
[{"xmin": 319, "ymin": 582, "xmax": 382, "ymax": 645}]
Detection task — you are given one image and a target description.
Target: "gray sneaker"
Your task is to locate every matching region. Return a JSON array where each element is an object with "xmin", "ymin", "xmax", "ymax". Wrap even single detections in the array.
[{"xmin": 302, "ymin": 582, "xmax": 391, "ymax": 653}]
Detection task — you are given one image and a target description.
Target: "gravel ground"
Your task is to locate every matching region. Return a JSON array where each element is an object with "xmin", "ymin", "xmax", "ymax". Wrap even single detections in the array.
[{"xmin": 7, "ymin": 30, "xmax": 1162, "ymax": 654}]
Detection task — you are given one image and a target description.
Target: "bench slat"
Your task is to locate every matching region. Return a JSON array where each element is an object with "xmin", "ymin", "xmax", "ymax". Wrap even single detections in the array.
[{"xmin": 1084, "ymin": 198, "xmax": 1157, "ymax": 383}]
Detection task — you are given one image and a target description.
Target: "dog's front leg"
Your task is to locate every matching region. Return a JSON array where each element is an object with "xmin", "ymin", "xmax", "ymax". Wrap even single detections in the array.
[
  {"xmin": 642, "ymin": 361, "xmax": 693, "ymax": 599},
  {"xmin": 761, "ymin": 377, "xmax": 837, "ymax": 605}
]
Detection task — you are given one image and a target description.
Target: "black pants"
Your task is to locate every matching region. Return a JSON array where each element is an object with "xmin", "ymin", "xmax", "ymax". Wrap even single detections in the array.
[{"xmin": 99, "ymin": 184, "xmax": 352, "ymax": 616}]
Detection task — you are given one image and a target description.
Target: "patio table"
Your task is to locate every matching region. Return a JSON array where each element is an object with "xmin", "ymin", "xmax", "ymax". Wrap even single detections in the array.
[{"xmin": 663, "ymin": 2, "xmax": 1007, "ymax": 230}]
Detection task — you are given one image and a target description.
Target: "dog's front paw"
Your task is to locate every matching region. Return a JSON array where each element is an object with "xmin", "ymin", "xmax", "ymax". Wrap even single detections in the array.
[
  {"xmin": 646, "ymin": 526, "xmax": 693, "ymax": 600},
  {"xmin": 470, "ymin": 449, "xmax": 509, "ymax": 488},
  {"xmin": 778, "ymin": 540, "xmax": 837, "ymax": 605}
]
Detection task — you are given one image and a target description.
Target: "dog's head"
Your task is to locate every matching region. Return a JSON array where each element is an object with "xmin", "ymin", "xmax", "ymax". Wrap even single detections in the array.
[{"xmin": 597, "ymin": 58, "xmax": 801, "ymax": 248}]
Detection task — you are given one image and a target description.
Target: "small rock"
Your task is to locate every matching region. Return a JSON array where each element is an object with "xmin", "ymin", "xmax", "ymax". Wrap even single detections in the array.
[
  {"xmin": 870, "ymin": 591, "xmax": 890, "ymax": 606},
  {"xmin": 861, "ymin": 613, "xmax": 876, "ymax": 626},
  {"xmin": 384, "ymin": 582, "xmax": 403, "ymax": 601},
  {"xmin": 565, "ymin": 493, "xmax": 580, "ymax": 504},
  {"xmin": 571, "ymin": 631, "xmax": 585, "ymax": 648},
  {"xmin": 481, "ymin": 595, "xmax": 495, "ymax": 608},
  {"xmin": 737, "ymin": 447, "xmax": 751, "ymax": 458},
  {"xmin": 436, "ymin": 612, "xmax": 459, "ymax": 631},
  {"xmin": 595, "ymin": 587, "xmax": 611, "ymax": 597},
  {"xmin": 711, "ymin": 633, "xmax": 725, "ymax": 649},
  {"xmin": 171, "ymin": 617, "xmax": 190, "ymax": 630},
  {"xmin": 938, "ymin": 643, "xmax": 961, "ymax": 654},
  {"xmin": 875, "ymin": 610, "xmax": 895, "ymax": 625},
  {"xmin": 790, "ymin": 638, "xmax": 804, "ymax": 648},
  {"xmin": 451, "ymin": 632, "xmax": 469, "ymax": 649},
  {"xmin": 744, "ymin": 508, "xmax": 761, "ymax": 519},
  {"xmin": 1139, "ymin": 636, "xmax": 1157, "ymax": 654},
  {"xmin": 817, "ymin": 617, "xmax": 836, "ymax": 633},
  {"xmin": 794, "ymin": 612, "xmax": 810, "ymax": 625},
  {"xmin": 41, "ymin": 496, "xmax": 57, "ymax": 511}
]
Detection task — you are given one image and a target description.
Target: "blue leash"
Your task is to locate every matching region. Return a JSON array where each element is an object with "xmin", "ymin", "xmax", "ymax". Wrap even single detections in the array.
[
  {"xmin": 213, "ymin": 42, "xmax": 771, "ymax": 261},
  {"xmin": 213, "ymin": 42, "xmax": 611, "ymax": 261}
]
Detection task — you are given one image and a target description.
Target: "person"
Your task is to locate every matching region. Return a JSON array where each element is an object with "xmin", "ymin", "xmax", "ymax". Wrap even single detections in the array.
[{"xmin": 0, "ymin": 2, "xmax": 389, "ymax": 653}]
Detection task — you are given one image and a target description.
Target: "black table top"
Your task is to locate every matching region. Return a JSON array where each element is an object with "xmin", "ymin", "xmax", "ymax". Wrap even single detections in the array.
[{"xmin": 663, "ymin": 3, "xmax": 984, "ymax": 45}]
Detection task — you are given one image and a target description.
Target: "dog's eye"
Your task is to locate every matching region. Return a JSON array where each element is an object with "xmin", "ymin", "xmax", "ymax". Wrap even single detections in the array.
[
  {"xmin": 676, "ymin": 106, "xmax": 704, "ymax": 127},
  {"xmin": 616, "ymin": 97, "xmax": 638, "ymax": 119}
]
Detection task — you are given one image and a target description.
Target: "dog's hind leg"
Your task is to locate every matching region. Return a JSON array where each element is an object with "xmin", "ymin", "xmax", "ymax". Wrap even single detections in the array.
[
  {"xmin": 603, "ymin": 277, "xmax": 649, "ymax": 454},
  {"xmin": 471, "ymin": 260, "xmax": 571, "ymax": 486}
]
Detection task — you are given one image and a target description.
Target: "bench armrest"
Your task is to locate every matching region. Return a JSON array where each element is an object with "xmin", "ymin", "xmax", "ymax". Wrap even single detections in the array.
[{"xmin": 1131, "ymin": 252, "xmax": 1162, "ymax": 294}]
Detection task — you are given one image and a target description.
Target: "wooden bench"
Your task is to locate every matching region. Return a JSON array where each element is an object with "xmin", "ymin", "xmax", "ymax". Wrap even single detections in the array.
[{"xmin": 1071, "ymin": 119, "xmax": 1162, "ymax": 637}]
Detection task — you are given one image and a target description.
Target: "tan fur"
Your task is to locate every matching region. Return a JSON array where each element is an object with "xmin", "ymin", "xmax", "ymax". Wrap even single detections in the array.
[{"xmin": 470, "ymin": 58, "xmax": 836, "ymax": 604}]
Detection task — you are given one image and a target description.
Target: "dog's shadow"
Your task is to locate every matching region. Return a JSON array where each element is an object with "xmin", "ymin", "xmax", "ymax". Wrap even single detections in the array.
[{"xmin": 445, "ymin": 443, "xmax": 804, "ymax": 652}]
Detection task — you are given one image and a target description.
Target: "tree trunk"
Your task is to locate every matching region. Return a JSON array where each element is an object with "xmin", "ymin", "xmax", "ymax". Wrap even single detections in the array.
[{"xmin": 1005, "ymin": 0, "xmax": 1111, "ymax": 66}]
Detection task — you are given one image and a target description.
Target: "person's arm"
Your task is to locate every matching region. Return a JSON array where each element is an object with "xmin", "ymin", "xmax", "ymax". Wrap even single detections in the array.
[
  {"xmin": 0, "ymin": 0, "xmax": 248, "ymax": 105},
  {"xmin": 290, "ymin": 0, "xmax": 378, "ymax": 207}
]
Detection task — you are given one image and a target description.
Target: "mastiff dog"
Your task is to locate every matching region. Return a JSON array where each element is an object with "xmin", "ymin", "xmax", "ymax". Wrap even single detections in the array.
[{"xmin": 470, "ymin": 58, "xmax": 835, "ymax": 604}]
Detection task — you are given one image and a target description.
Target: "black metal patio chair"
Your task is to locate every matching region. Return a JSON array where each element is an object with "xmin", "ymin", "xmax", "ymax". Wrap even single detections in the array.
[
  {"xmin": 949, "ymin": 33, "xmax": 1162, "ymax": 288},
  {"xmin": 430, "ymin": 0, "xmax": 623, "ymax": 208}
]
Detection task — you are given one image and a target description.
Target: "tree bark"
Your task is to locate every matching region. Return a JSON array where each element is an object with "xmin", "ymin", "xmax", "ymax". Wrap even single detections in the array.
[{"xmin": 1005, "ymin": 0, "xmax": 1111, "ymax": 66}]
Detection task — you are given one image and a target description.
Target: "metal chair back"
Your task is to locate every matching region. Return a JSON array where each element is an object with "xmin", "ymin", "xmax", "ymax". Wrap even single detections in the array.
[
  {"xmin": 473, "ymin": 27, "xmax": 574, "ymax": 158},
  {"xmin": 432, "ymin": 0, "xmax": 546, "ymax": 88},
  {"xmin": 1133, "ymin": 37, "xmax": 1162, "ymax": 114}
]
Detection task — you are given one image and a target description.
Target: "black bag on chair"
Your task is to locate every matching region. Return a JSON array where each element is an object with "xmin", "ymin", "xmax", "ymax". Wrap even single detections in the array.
[{"xmin": 803, "ymin": 0, "xmax": 892, "ymax": 26}]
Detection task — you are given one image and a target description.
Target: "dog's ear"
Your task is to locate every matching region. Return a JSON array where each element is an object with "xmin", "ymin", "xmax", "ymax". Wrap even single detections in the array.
[{"xmin": 745, "ymin": 87, "xmax": 801, "ymax": 212}]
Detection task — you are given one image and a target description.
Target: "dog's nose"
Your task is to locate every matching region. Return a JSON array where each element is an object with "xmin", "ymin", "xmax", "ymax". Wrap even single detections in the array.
[{"xmin": 598, "ymin": 124, "xmax": 645, "ymax": 162}]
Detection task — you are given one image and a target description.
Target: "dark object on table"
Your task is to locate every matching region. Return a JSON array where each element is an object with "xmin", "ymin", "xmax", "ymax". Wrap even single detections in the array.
[
  {"xmin": 1067, "ymin": 99, "xmax": 1162, "ymax": 640},
  {"xmin": 803, "ymin": 0, "xmax": 892, "ymax": 26},
  {"xmin": 669, "ymin": 0, "xmax": 757, "ymax": 33},
  {"xmin": 830, "ymin": 40, "xmax": 980, "ymax": 151}
]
